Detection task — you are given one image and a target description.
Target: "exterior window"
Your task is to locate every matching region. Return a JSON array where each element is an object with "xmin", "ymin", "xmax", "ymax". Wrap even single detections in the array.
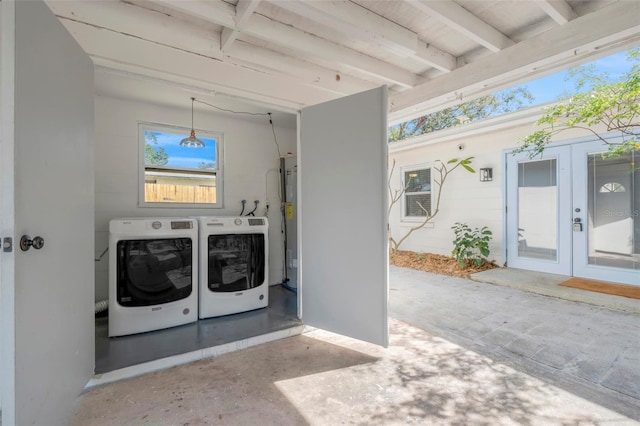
[
  {"xmin": 139, "ymin": 123, "xmax": 223, "ymax": 208},
  {"xmin": 403, "ymin": 167, "xmax": 431, "ymax": 218}
]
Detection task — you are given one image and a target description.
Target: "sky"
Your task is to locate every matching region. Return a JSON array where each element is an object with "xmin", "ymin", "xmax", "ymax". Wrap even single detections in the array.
[
  {"xmin": 503, "ymin": 50, "xmax": 634, "ymax": 105},
  {"xmin": 146, "ymin": 130, "xmax": 216, "ymax": 169}
]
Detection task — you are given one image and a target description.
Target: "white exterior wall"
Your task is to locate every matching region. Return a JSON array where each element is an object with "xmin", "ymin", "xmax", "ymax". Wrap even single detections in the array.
[
  {"xmin": 388, "ymin": 107, "xmax": 590, "ymax": 265},
  {"xmin": 94, "ymin": 96, "xmax": 296, "ymax": 302}
]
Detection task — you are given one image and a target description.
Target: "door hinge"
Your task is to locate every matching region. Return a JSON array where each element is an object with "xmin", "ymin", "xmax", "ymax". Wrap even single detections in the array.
[{"xmin": 3, "ymin": 237, "xmax": 13, "ymax": 252}]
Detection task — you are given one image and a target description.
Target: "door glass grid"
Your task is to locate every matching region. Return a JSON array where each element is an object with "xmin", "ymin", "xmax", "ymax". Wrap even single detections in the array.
[
  {"xmin": 517, "ymin": 159, "xmax": 558, "ymax": 261},
  {"xmin": 587, "ymin": 151, "xmax": 639, "ymax": 270}
]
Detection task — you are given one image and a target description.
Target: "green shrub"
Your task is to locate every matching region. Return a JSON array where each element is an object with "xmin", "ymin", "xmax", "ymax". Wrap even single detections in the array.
[{"xmin": 451, "ymin": 223, "xmax": 492, "ymax": 268}]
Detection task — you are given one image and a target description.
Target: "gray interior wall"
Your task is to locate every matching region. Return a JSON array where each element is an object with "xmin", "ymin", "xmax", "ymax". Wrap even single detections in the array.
[{"xmin": 300, "ymin": 87, "xmax": 388, "ymax": 347}]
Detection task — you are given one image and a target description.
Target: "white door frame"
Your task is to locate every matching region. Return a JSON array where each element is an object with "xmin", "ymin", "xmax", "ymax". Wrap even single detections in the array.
[
  {"xmin": 505, "ymin": 145, "xmax": 572, "ymax": 275},
  {"xmin": 506, "ymin": 136, "xmax": 639, "ymax": 286},
  {"xmin": 571, "ymin": 139, "xmax": 639, "ymax": 286}
]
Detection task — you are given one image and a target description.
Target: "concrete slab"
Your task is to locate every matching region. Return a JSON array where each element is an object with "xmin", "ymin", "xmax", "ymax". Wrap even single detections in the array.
[
  {"xmin": 72, "ymin": 319, "xmax": 638, "ymax": 425},
  {"xmin": 471, "ymin": 267, "xmax": 640, "ymax": 313},
  {"xmin": 73, "ymin": 266, "xmax": 639, "ymax": 424}
]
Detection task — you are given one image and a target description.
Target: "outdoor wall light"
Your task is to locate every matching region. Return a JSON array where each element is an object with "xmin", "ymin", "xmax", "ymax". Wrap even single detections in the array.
[
  {"xmin": 180, "ymin": 97, "xmax": 205, "ymax": 148},
  {"xmin": 480, "ymin": 167, "xmax": 493, "ymax": 182}
]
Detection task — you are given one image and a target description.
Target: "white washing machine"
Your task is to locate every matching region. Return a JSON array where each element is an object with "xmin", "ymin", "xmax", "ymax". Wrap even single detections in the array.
[
  {"xmin": 197, "ymin": 216, "xmax": 269, "ymax": 319},
  {"xmin": 109, "ymin": 217, "xmax": 198, "ymax": 337}
]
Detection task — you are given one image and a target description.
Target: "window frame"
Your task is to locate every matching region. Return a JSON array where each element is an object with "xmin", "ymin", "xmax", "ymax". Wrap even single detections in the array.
[
  {"xmin": 138, "ymin": 121, "xmax": 224, "ymax": 209},
  {"xmin": 401, "ymin": 164, "xmax": 432, "ymax": 222}
]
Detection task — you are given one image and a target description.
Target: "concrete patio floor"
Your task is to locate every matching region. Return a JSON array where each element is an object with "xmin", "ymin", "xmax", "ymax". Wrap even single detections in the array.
[
  {"xmin": 471, "ymin": 267, "xmax": 640, "ymax": 313},
  {"xmin": 72, "ymin": 266, "xmax": 640, "ymax": 424}
]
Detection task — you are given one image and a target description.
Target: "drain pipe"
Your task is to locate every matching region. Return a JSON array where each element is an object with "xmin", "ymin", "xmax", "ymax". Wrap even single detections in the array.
[
  {"xmin": 95, "ymin": 299, "xmax": 108, "ymax": 314},
  {"xmin": 94, "ymin": 247, "xmax": 109, "ymax": 314}
]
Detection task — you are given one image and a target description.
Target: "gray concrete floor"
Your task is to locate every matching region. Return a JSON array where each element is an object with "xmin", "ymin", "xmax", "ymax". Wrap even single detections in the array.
[
  {"xmin": 96, "ymin": 286, "xmax": 300, "ymax": 374},
  {"xmin": 73, "ymin": 267, "xmax": 640, "ymax": 424}
]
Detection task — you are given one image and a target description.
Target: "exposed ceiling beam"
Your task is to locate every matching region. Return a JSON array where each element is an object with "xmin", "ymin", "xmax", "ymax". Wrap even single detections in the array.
[
  {"xmin": 538, "ymin": 0, "xmax": 578, "ymax": 25},
  {"xmin": 273, "ymin": 0, "xmax": 456, "ymax": 72},
  {"xmin": 49, "ymin": 0, "xmax": 374, "ymax": 99},
  {"xmin": 243, "ymin": 13, "xmax": 420, "ymax": 88},
  {"xmin": 226, "ymin": 40, "xmax": 377, "ymax": 96},
  {"xmin": 153, "ymin": 0, "xmax": 420, "ymax": 88},
  {"xmin": 93, "ymin": 65, "xmax": 298, "ymax": 117},
  {"xmin": 272, "ymin": 0, "xmax": 418, "ymax": 57},
  {"xmin": 389, "ymin": 1, "xmax": 640, "ymax": 121},
  {"xmin": 221, "ymin": 0, "xmax": 261, "ymax": 52},
  {"xmin": 48, "ymin": 1, "xmax": 222, "ymax": 60},
  {"xmin": 414, "ymin": 41, "xmax": 457, "ymax": 72},
  {"xmin": 406, "ymin": 0, "xmax": 514, "ymax": 52},
  {"xmin": 58, "ymin": 19, "xmax": 342, "ymax": 111},
  {"xmin": 153, "ymin": 0, "xmax": 235, "ymax": 28}
]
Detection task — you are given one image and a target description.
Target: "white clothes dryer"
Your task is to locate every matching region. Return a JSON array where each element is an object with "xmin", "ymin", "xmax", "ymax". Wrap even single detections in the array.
[
  {"xmin": 197, "ymin": 216, "xmax": 269, "ymax": 319},
  {"xmin": 108, "ymin": 217, "xmax": 198, "ymax": 337}
]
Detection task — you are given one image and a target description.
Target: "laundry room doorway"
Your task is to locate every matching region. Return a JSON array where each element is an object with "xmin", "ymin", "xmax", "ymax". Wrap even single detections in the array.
[{"xmin": 506, "ymin": 138, "xmax": 639, "ymax": 286}]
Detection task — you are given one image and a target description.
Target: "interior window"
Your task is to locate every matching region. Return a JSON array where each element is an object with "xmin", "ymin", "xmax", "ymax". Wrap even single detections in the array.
[{"xmin": 139, "ymin": 123, "xmax": 223, "ymax": 208}]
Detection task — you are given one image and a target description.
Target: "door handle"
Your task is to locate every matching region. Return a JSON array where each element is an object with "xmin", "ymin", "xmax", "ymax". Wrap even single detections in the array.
[
  {"xmin": 20, "ymin": 235, "xmax": 44, "ymax": 251},
  {"xmin": 573, "ymin": 218, "xmax": 583, "ymax": 232}
]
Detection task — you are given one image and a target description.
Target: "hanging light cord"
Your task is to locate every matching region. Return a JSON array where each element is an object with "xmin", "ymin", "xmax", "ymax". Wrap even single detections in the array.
[
  {"xmin": 269, "ymin": 113, "xmax": 283, "ymax": 160},
  {"xmin": 192, "ymin": 98, "xmax": 283, "ymax": 160},
  {"xmin": 193, "ymin": 99, "xmax": 270, "ymax": 116},
  {"xmin": 190, "ymin": 97, "xmax": 195, "ymax": 128}
]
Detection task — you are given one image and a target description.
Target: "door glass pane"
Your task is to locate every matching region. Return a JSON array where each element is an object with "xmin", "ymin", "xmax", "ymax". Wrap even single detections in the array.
[
  {"xmin": 587, "ymin": 151, "xmax": 639, "ymax": 270},
  {"xmin": 518, "ymin": 159, "xmax": 558, "ymax": 260}
]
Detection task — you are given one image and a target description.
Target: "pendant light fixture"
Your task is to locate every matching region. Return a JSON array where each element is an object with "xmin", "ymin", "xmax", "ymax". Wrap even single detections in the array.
[{"xmin": 180, "ymin": 97, "xmax": 205, "ymax": 148}]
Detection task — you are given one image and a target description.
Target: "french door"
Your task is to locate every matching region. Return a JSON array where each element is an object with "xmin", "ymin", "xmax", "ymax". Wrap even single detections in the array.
[{"xmin": 506, "ymin": 139, "xmax": 639, "ymax": 286}]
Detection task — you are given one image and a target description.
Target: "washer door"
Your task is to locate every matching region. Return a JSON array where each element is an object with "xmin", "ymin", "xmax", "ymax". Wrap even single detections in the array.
[
  {"xmin": 207, "ymin": 234, "xmax": 265, "ymax": 292},
  {"xmin": 116, "ymin": 238, "xmax": 193, "ymax": 306}
]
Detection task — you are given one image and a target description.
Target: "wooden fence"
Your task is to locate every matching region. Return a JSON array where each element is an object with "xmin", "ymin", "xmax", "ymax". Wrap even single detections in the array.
[{"xmin": 145, "ymin": 183, "xmax": 216, "ymax": 204}]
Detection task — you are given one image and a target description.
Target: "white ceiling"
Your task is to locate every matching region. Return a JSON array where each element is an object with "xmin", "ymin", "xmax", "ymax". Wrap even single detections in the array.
[{"xmin": 47, "ymin": 0, "xmax": 640, "ymax": 127}]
